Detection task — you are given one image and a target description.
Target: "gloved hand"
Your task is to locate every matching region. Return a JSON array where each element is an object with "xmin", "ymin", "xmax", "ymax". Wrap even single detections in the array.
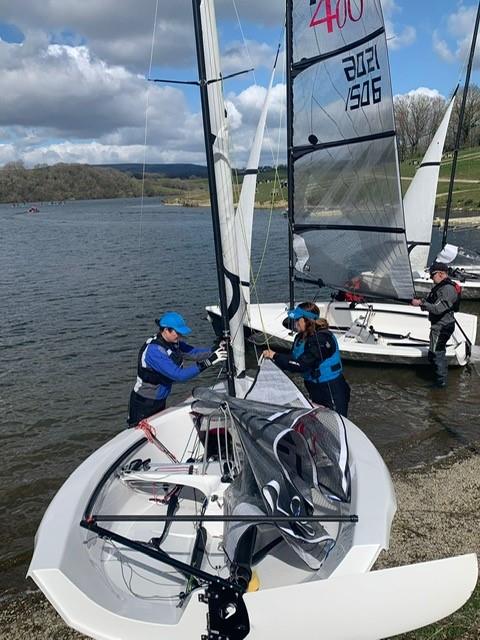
[{"xmin": 198, "ymin": 347, "xmax": 228, "ymax": 371}]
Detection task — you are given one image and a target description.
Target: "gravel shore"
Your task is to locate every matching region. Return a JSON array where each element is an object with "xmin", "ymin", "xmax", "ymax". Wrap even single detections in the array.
[{"xmin": 1, "ymin": 450, "xmax": 479, "ymax": 640}]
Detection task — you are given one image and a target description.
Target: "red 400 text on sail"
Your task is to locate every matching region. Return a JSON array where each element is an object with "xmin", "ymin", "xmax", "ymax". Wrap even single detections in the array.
[{"xmin": 310, "ymin": 0, "xmax": 364, "ymax": 32}]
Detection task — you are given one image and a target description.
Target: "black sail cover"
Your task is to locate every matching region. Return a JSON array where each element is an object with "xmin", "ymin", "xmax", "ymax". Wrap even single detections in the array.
[
  {"xmin": 290, "ymin": 0, "xmax": 415, "ymax": 300},
  {"xmin": 192, "ymin": 363, "xmax": 351, "ymax": 571}
]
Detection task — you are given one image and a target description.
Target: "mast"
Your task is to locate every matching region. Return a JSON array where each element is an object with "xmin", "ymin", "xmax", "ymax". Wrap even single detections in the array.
[
  {"xmin": 286, "ymin": 0, "xmax": 295, "ymax": 312},
  {"xmin": 442, "ymin": 1, "xmax": 480, "ymax": 248},
  {"xmin": 192, "ymin": 0, "xmax": 237, "ymax": 395}
]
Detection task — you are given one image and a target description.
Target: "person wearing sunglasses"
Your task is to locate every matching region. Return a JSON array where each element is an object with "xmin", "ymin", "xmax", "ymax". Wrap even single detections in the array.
[
  {"xmin": 262, "ymin": 301, "xmax": 350, "ymax": 416},
  {"xmin": 127, "ymin": 311, "xmax": 227, "ymax": 426},
  {"xmin": 411, "ymin": 262, "xmax": 461, "ymax": 388}
]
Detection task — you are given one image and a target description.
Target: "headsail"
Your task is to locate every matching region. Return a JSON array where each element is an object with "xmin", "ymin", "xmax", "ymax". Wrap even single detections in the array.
[
  {"xmin": 289, "ymin": 0, "xmax": 415, "ymax": 300},
  {"xmin": 404, "ymin": 97, "xmax": 456, "ymax": 275}
]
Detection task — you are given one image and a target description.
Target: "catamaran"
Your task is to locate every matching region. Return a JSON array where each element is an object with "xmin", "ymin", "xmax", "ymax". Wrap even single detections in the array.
[
  {"xmin": 28, "ymin": 2, "xmax": 477, "ymax": 639},
  {"xmin": 207, "ymin": 2, "xmax": 477, "ymax": 366}
]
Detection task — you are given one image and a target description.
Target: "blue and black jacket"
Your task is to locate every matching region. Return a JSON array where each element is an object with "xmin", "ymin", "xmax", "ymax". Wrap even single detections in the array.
[
  {"xmin": 134, "ymin": 334, "xmax": 210, "ymax": 401},
  {"xmin": 273, "ymin": 329, "xmax": 342, "ymax": 384}
]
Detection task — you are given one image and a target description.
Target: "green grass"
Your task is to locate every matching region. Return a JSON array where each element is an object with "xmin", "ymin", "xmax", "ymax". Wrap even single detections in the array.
[{"xmin": 401, "ymin": 147, "xmax": 480, "ymax": 212}]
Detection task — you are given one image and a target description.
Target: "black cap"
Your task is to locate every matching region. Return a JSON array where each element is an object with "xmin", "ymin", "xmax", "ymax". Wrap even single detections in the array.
[{"xmin": 429, "ymin": 261, "xmax": 448, "ymax": 275}]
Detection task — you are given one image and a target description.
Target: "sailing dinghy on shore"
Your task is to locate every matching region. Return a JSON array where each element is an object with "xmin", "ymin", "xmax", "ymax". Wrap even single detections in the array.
[{"xmin": 29, "ymin": 2, "xmax": 477, "ymax": 639}]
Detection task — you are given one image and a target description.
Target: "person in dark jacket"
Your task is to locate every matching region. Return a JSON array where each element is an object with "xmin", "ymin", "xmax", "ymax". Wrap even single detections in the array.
[
  {"xmin": 411, "ymin": 262, "xmax": 461, "ymax": 388},
  {"xmin": 262, "ymin": 302, "xmax": 350, "ymax": 417},
  {"xmin": 127, "ymin": 311, "xmax": 227, "ymax": 426}
]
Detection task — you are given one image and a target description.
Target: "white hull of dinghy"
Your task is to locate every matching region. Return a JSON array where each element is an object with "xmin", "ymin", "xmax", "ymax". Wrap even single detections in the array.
[
  {"xmin": 28, "ymin": 397, "xmax": 477, "ymax": 640},
  {"xmin": 28, "ymin": 392, "xmax": 397, "ymax": 638},
  {"xmin": 30, "ymin": 555, "xmax": 477, "ymax": 640},
  {"xmin": 206, "ymin": 302, "xmax": 477, "ymax": 366},
  {"xmin": 414, "ymin": 272, "xmax": 480, "ymax": 300}
]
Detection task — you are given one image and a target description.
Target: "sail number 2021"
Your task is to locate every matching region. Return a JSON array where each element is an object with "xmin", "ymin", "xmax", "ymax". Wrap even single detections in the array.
[
  {"xmin": 310, "ymin": 0, "xmax": 364, "ymax": 33},
  {"xmin": 343, "ymin": 45, "xmax": 381, "ymax": 110}
]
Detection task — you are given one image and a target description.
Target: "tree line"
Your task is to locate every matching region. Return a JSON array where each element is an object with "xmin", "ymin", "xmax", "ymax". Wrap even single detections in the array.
[{"xmin": 394, "ymin": 84, "xmax": 480, "ymax": 161}]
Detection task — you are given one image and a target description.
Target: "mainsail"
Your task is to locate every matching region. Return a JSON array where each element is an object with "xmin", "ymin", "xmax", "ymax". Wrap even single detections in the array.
[
  {"xmin": 403, "ymin": 96, "xmax": 456, "ymax": 275},
  {"xmin": 289, "ymin": 0, "xmax": 415, "ymax": 300}
]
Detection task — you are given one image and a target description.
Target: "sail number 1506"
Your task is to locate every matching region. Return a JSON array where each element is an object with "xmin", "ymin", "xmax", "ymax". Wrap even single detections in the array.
[{"xmin": 343, "ymin": 45, "xmax": 382, "ymax": 111}]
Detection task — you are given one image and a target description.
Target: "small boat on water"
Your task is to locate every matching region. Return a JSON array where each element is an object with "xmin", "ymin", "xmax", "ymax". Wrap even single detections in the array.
[
  {"xmin": 28, "ymin": 2, "xmax": 478, "ymax": 639},
  {"xmin": 27, "ymin": 206, "xmax": 40, "ymax": 214}
]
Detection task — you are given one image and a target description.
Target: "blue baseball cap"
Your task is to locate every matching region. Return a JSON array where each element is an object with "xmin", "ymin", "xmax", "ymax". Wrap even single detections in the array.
[
  {"xmin": 287, "ymin": 307, "xmax": 319, "ymax": 321},
  {"xmin": 156, "ymin": 311, "xmax": 192, "ymax": 335}
]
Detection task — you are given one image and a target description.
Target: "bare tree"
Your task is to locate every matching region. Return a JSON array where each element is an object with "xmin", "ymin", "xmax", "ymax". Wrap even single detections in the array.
[
  {"xmin": 448, "ymin": 84, "xmax": 480, "ymax": 149},
  {"xmin": 394, "ymin": 93, "xmax": 448, "ymax": 159}
]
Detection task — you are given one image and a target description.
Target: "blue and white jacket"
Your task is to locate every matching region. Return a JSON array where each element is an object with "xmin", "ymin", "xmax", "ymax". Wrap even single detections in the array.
[{"xmin": 134, "ymin": 334, "xmax": 210, "ymax": 400}]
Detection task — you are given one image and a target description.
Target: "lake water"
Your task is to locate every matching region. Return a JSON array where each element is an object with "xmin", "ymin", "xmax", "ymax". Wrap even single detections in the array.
[{"xmin": 1, "ymin": 197, "xmax": 479, "ymax": 596}]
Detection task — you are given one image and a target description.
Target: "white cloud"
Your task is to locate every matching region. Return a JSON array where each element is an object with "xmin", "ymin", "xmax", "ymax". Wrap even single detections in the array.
[
  {"xmin": 432, "ymin": 4, "xmax": 480, "ymax": 67},
  {"xmin": 397, "ymin": 87, "xmax": 445, "ymax": 100},
  {"xmin": 381, "ymin": 0, "xmax": 416, "ymax": 50}
]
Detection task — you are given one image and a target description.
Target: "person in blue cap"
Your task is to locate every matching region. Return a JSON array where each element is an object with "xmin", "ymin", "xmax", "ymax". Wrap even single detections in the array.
[
  {"xmin": 127, "ymin": 311, "xmax": 227, "ymax": 426},
  {"xmin": 262, "ymin": 302, "xmax": 350, "ymax": 416}
]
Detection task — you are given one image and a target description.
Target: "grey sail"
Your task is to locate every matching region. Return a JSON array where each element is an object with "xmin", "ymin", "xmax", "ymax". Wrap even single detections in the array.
[{"xmin": 290, "ymin": 0, "xmax": 415, "ymax": 300}]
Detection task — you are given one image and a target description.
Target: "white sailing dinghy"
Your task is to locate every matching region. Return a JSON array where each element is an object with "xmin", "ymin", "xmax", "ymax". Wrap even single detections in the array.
[
  {"xmin": 412, "ymin": 4, "xmax": 480, "ymax": 300},
  {"xmin": 206, "ymin": 0, "xmax": 477, "ymax": 366},
  {"xmin": 29, "ymin": 2, "xmax": 477, "ymax": 640}
]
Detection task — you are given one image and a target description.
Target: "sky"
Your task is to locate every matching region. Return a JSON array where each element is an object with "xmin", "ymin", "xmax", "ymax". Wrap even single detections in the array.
[{"xmin": 0, "ymin": 0, "xmax": 479, "ymax": 168}]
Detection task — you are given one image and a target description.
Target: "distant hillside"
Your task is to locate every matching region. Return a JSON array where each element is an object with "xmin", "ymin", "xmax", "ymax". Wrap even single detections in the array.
[
  {"xmin": 0, "ymin": 162, "xmax": 144, "ymax": 203},
  {"xmin": 98, "ymin": 163, "xmax": 209, "ymax": 179}
]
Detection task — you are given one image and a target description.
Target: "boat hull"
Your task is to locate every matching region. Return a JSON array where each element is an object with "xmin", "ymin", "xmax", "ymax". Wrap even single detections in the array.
[
  {"xmin": 414, "ymin": 274, "xmax": 480, "ymax": 300},
  {"xmin": 206, "ymin": 301, "xmax": 477, "ymax": 366},
  {"xmin": 29, "ymin": 389, "xmax": 402, "ymax": 639}
]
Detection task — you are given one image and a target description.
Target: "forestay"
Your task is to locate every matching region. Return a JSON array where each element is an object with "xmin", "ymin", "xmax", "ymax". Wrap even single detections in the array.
[{"xmin": 289, "ymin": 0, "xmax": 415, "ymax": 300}]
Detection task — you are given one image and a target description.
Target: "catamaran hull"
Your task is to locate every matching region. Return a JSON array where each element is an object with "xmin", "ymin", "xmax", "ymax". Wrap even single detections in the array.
[{"xmin": 206, "ymin": 302, "xmax": 477, "ymax": 367}]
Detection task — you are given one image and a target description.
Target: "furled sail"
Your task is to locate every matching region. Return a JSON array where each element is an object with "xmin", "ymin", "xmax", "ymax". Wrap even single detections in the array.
[
  {"xmin": 200, "ymin": 0, "xmax": 246, "ymax": 374},
  {"xmin": 404, "ymin": 96, "xmax": 456, "ymax": 275},
  {"xmin": 192, "ymin": 362, "xmax": 351, "ymax": 571},
  {"xmin": 289, "ymin": 0, "xmax": 415, "ymax": 300},
  {"xmin": 235, "ymin": 52, "xmax": 279, "ymax": 307}
]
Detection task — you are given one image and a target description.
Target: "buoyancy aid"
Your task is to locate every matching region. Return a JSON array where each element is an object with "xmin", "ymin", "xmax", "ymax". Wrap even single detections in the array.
[
  {"xmin": 427, "ymin": 277, "xmax": 461, "ymax": 314},
  {"xmin": 292, "ymin": 332, "xmax": 343, "ymax": 384},
  {"xmin": 137, "ymin": 334, "xmax": 184, "ymax": 388}
]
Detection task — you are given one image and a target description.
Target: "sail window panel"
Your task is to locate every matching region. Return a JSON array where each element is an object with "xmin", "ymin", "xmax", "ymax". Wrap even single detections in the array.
[
  {"xmin": 293, "ymin": 228, "xmax": 414, "ymax": 300},
  {"xmin": 292, "ymin": 0, "xmax": 384, "ymax": 65},
  {"xmin": 293, "ymin": 138, "xmax": 401, "ymax": 229}
]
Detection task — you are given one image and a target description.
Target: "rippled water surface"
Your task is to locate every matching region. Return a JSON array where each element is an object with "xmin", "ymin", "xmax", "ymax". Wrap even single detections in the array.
[{"xmin": 1, "ymin": 198, "xmax": 479, "ymax": 594}]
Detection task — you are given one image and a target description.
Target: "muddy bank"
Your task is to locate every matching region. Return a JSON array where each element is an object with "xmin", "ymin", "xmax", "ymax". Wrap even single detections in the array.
[{"xmin": 1, "ymin": 450, "xmax": 478, "ymax": 640}]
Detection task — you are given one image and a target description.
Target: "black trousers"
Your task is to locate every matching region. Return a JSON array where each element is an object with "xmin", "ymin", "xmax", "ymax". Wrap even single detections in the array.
[
  {"xmin": 127, "ymin": 390, "xmax": 166, "ymax": 427},
  {"xmin": 305, "ymin": 375, "xmax": 351, "ymax": 417},
  {"xmin": 428, "ymin": 322, "xmax": 455, "ymax": 386}
]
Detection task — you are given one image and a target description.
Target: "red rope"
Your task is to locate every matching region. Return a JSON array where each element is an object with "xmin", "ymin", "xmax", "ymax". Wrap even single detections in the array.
[{"xmin": 136, "ymin": 420, "xmax": 178, "ymax": 462}]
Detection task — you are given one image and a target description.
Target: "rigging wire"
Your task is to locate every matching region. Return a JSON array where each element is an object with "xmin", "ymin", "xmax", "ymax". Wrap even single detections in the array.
[{"xmin": 137, "ymin": 0, "xmax": 160, "ymax": 274}]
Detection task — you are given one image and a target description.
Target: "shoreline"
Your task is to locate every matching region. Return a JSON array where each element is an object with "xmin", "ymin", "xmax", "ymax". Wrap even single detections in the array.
[{"xmin": 1, "ymin": 448, "xmax": 478, "ymax": 639}]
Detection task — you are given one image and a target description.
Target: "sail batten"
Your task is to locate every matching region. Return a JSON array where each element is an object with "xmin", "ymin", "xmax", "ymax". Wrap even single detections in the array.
[{"xmin": 289, "ymin": 0, "xmax": 415, "ymax": 301}]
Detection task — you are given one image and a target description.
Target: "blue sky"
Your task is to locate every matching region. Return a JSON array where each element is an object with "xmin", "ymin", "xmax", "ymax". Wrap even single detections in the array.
[{"xmin": 0, "ymin": 0, "xmax": 478, "ymax": 166}]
